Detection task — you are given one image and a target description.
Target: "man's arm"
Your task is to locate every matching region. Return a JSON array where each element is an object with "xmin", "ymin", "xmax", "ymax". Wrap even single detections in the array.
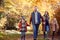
[
  {"xmin": 30, "ymin": 14, "xmax": 32, "ymax": 24},
  {"xmin": 39, "ymin": 12, "xmax": 42, "ymax": 22},
  {"xmin": 40, "ymin": 13, "xmax": 42, "ymax": 19}
]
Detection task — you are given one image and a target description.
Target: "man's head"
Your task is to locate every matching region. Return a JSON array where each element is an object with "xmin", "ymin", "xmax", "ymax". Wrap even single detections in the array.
[{"xmin": 34, "ymin": 6, "xmax": 38, "ymax": 12}]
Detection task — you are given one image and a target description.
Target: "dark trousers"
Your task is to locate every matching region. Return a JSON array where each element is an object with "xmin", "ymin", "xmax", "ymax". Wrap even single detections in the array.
[
  {"xmin": 52, "ymin": 31, "xmax": 55, "ymax": 40},
  {"xmin": 33, "ymin": 24, "xmax": 39, "ymax": 40},
  {"xmin": 44, "ymin": 32, "xmax": 46, "ymax": 39},
  {"xmin": 58, "ymin": 30, "xmax": 60, "ymax": 40}
]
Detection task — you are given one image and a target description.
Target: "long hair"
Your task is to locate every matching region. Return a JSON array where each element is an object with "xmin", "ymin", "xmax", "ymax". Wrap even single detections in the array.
[
  {"xmin": 44, "ymin": 11, "xmax": 49, "ymax": 17},
  {"xmin": 44, "ymin": 11, "xmax": 49, "ymax": 20}
]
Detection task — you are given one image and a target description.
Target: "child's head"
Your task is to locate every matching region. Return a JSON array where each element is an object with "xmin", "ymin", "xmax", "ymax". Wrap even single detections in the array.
[{"xmin": 21, "ymin": 16, "xmax": 26, "ymax": 23}]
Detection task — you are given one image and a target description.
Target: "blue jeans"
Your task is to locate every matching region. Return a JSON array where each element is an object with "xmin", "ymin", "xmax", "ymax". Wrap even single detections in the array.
[
  {"xmin": 45, "ymin": 25, "xmax": 49, "ymax": 32},
  {"xmin": 33, "ymin": 24, "xmax": 39, "ymax": 39},
  {"xmin": 21, "ymin": 32, "xmax": 25, "ymax": 40},
  {"xmin": 44, "ymin": 25, "xmax": 50, "ymax": 39}
]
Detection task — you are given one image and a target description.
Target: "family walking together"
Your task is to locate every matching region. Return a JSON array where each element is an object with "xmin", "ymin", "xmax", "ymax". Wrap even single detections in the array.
[{"xmin": 18, "ymin": 6, "xmax": 59, "ymax": 40}]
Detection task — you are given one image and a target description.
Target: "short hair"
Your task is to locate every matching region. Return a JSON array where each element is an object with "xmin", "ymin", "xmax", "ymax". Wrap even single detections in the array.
[{"xmin": 34, "ymin": 6, "xmax": 38, "ymax": 8}]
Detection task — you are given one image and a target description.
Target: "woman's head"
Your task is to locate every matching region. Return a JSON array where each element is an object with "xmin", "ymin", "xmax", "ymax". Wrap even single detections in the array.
[{"xmin": 45, "ymin": 11, "xmax": 49, "ymax": 15}]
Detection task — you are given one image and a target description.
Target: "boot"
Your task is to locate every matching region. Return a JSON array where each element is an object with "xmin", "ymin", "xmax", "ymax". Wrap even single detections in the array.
[{"xmin": 34, "ymin": 39, "xmax": 36, "ymax": 40}]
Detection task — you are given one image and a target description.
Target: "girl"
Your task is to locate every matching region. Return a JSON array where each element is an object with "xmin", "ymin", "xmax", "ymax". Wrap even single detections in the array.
[
  {"xmin": 18, "ymin": 16, "xmax": 30, "ymax": 40},
  {"xmin": 51, "ymin": 17, "xmax": 59, "ymax": 40}
]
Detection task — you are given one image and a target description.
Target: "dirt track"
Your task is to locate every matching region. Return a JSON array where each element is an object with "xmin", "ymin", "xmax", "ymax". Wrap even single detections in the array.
[{"xmin": 18, "ymin": 35, "xmax": 59, "ymax": 40}]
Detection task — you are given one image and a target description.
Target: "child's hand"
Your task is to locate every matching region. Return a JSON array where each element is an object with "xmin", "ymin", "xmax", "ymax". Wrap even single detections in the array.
[
  {"xmin": 27, "ymin": 24, "xmax": 30, "ymax": 27},
  {"xmin": 27, "ymin": 23, "xmax": 30, "ymax": 26},
  {"xmin": 28, "ymin": 24, "xmax": 30, "ymax": 26}
]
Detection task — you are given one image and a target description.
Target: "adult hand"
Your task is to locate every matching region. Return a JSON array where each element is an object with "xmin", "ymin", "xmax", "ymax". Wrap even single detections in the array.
[{"xmin": 29, "ymin": 22, "xmax": 31, "ymax": 25}]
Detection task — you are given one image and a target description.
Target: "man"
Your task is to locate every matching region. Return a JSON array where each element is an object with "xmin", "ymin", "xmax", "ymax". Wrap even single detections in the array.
[{"xmin": 30, "ymin": 6, "xmax": 42, "ymax": 40}]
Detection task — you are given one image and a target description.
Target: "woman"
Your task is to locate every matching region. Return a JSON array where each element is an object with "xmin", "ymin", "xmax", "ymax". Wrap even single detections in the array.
[{"xmin": 43, "ymin": 11, "xmax": 50, "ymax": 39}]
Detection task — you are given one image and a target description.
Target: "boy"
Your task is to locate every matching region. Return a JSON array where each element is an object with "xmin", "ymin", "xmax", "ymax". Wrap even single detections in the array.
[{"xmin": 18, "ymin": 16, "xmax": 30, "ymax": 40}]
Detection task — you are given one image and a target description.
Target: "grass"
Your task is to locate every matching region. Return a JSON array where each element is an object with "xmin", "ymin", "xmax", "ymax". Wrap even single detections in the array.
[
  {"xmin": 0, "ymin": 32, "xmax": 45, "ymax": 40},
  {"xmin": 0, "ymin": 32, "xmax": 20, "ymax": 40}
]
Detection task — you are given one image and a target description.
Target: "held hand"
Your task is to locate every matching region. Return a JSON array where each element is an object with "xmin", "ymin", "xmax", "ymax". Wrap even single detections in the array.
[
  {"xmin": 28, "ymin": 24, "xmax": 30, "ymax": 26},
  {"xmin": 27, "ymin": 23, "xmax": 30, "ymax": 26},
  {"xmin": 28, "ymin": 23, "xmax": 30, "ymax": 26}
]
